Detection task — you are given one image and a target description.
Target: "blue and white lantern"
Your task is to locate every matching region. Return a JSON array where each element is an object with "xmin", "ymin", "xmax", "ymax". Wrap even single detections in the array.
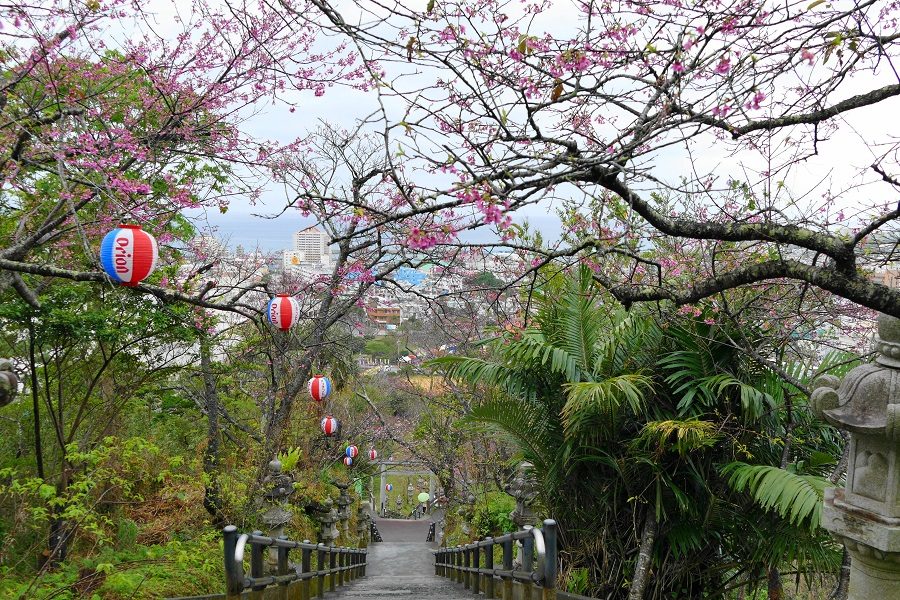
[
  {"xmin": 100, "ymin": 224, "xmax": 158, "ymax": 287},
  {"xmin": 267, "ymin": 294, "xmax": 301, "ymax": 331},
  {"xmin": 308, "ymin": 375, "xmax": 332, "ymax": 402}
]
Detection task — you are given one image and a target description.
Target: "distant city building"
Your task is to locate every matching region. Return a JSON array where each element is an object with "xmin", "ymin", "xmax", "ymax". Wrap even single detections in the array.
[
  {"xmin": 367, "ymin": 306, "xmax": 402, "ymax": 325},
  {"xmin": 283, "ymin": 250, "xmax": 307, "ymax": 270},
  {"xmin": 293, "ymin": 226, "xmax": 330, "ymax": 264},
  {"xmin": 872, "ymin": 268, "xmax": 900, "ymax": 289}
]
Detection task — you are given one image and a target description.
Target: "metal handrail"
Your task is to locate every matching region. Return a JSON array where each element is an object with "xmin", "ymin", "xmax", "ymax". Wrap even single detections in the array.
[
  {"xmin": 222, "ymin": 526, "xmax": 367, "ymax": 599},
  {"xmin": 434, "ymin": 519, "xmax": 558, "ymax": 599}
]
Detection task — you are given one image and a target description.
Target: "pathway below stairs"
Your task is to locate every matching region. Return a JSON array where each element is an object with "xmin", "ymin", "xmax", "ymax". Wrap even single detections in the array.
[{"xmin": 338, "ymin": 518, "xmax": 472, "ymax": 600}]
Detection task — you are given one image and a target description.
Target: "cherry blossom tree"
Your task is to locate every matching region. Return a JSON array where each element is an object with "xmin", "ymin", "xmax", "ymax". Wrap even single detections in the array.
[
  {"xmin": 305, "ymin": 0, "xmax": 900, "ymax": 323},
  {"xmin": 0, "ymin": 0, "xmax": 364, "ymax": 314}
]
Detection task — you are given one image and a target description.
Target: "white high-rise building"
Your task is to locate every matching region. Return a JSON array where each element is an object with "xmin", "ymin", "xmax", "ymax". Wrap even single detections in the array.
[{"xmin": 293, "ymin": 226, "xmax": 329, "ymax": 264}]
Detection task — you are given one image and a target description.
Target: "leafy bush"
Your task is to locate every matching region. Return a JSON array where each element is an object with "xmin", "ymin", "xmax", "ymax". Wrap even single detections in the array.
[{"xmin": 471, "ymin": 493, "xmax": 515, "ymax": 537}]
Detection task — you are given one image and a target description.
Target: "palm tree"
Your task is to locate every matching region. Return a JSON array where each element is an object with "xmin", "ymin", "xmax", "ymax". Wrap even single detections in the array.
[{"xmin": 429, "ymin": 265, "xmax": 846, "ymax": 599}]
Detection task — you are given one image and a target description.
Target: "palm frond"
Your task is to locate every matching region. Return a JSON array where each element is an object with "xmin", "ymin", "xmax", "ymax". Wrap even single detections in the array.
[
  {"xmin": 552, "ymin": 265, "xmax": 604, "ymax": 376},
  {"xmin": 721, "ymin": 462, "xmax": 828, "ymax": 530},
  {"xmin": 561, "ymin": 374, "xmax": 653, "ymax": 436},
  {"xmin": 463, "ymin": 397, "xmax": 559, "ymax": 473},
  {"xmin": 429, "ymin": 354, "xmax": 534, "ymax": 400},
  {"xmin": 638, "ymin": 419, "xmax": 721, "ymax": 456},
  {"xmin": 502, "ymin": 329, "xmax": 582, "ymax": 382}
]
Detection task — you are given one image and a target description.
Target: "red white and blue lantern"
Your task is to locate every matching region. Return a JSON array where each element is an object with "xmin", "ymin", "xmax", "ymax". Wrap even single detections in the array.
[
  {"xmin": 321, "ymin": 415, "xmax": 339, "ymax": 437},
  {"xmin": 343, "ymin": 456, "xmax": 353, "ymax": 466},
  {"xmin": 345, "ymin": 445, "xmax": 358, "ymax": 459},
  {"xmin": 100, "ymin": 224, "xmax": 158, "ymax": 287},
  {"xmin": 385, "ymin": 484, "xmax": 393, "ymax": 492},
  {"xmin": 368, "ymin": 448, "xmax": 377, "ymax": 461},
  {"xmin": 267, "ymin": 294, "xmax": 300, "ymax": 331},
  {"xmin": 308, "ymin": 375, "xmax": 332, "ymax": 402}
]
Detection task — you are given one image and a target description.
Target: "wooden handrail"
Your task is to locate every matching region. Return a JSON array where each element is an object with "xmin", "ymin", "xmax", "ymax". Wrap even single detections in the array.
[
  {"xmin": 434, "ymin": 520, "xmax": 558, "ymax": 600},
  {"xmin": 222, "ymin": 526, "xmax": 367, "ymax": 599}
]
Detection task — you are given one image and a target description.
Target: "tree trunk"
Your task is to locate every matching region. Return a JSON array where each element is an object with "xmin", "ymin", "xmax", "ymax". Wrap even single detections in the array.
[
  {"xmin": 42, "ymin": 517, "xmax": 70, "ymax": 570},
  {"xmin": 829, "ymin": 546, "xmax": 851, "ymax": 600},
  {"xmin": 200, "ymin": 335, "xmax": 224, "ymax": 526},
  {"xmin": 628, "ymin": 510, "xmax": 657, "ymax": 600},
  {"xmin": 767, "ymin": 567, "xmax": 783, "ymax": 600},
  {"xmin": 28, "ymin": 319, "xmax": 44, "ymax": 479}
]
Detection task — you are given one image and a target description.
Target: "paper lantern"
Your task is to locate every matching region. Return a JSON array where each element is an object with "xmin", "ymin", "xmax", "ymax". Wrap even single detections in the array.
[
  {"xmin": 417, "ymin": 492, "xmax": 430, "ymax": 503},
  {"xmin": 343, "ymin": 456, "xmax": 353, "ymax": 466},
  {"xmin": 308, "ymin": 375, "xmax": 332, "ymax": 402},
  {"xmin": 267, "ymin": 294, "xmax": 300, "ymax": 331},
  {"xmin": 321, "ymin": 415, "xmax": 339, "ymax": 437},
  {"xmin": 368, "ymin": 448, "xmax": 377, "ymax": 461},
  {"xmin": 385, "ymin": 484, "xmax": 393, "ymax": 492},
  {"xmin": 345, "ymin": 445, "xmax": 358, "ymax": 459},
  {"xmin": 100, "ymin": 224, "xmax": 158, "ymax": 286}
]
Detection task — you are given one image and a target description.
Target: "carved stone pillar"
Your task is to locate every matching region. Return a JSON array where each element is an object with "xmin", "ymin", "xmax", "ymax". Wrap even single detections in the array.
[
  {"xmin": 0, "ymin": 359, "xmax": 18, "ymax": 408},
  {"xmin": 356, "ymin": 504, "xmax": 370, "ymax": 547},
  {"xmin": 811, "ymin": 313, "xmax": 900, "ymax": 599},
  {"xmin": 335, "ymin": 482, "xmax": 352, "ymax": 539},
  {"xmin": 316, "ymin": 498, "xmax": 339, "ymax": 546},
  {"xmin": 507, "ymin": 461, "xmax": 539, "ymax": 529},
  {"xmin": 505, "ymin": 461, "xmax": 539, "ymax": 568},
  {"xmin": 261, "ymin": 459, "xmax": 294, "ymax": 565}
]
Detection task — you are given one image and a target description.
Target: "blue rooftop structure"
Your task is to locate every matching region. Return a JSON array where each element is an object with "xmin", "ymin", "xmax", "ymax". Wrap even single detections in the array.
[{"xmin": 394, "ymin": 267, "xmax": 427, "ymax": 286}]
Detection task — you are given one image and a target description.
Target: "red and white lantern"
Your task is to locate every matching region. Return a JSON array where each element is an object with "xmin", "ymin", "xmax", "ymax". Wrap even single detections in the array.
[
  {"xmin": 99, "ymin": 224, "xmax": 158, "ymax": 287},
  {"xmin": 345, "ymin": 445, "xmax": 358, "ymax": 459},
  {"xmin": 368, "ymin": 448, "xmax": 377, "ymax": 461},
  {"xmin": 321, "ymin": 415, "xmax": 339, "ymax": 437},
  {"xmin": 385, "ymin": 483, "xmax": 393, "ymax": 492},
  {"xmin": 343, "ymin": 456, "xmax": 353, "ymax": 466},
  {"xmin": 267, "ymin": 294, "xmax": 301, "ymax": 331},
  {"xmin": 308, "ymin": 375, "xmax": 332, "ymax": 402}
]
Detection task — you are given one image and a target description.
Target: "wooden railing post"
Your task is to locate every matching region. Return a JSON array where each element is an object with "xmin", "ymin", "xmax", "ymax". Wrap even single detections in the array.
[
  {"xmin": 223, "ymin": 526, "xmax": 243, "ymax": 600},
  {"xmin": 250, "ymin": 531, "xmax": 265, "ymax": 600},
  {"xmin": 328, "ymin": 548, "xmax": 337, "ymax": 592},
  {"xmin": 522, "ymin": 532, "xmax": 534, "ymax": 600},
  {"xmin": 335, "ymin": 550, "xmax": 347, "ymax": 588},
  {"xmin": 472, "ymin": 544, "xmax": 481, "ymax": 595},
  {"xmin": 301, "ymin": 543, "xmax": 312, "ymax": 600},
  {"xmin": 316, "ymin": 544, "xmax": 326, "ymax": 599},
  {"xmin": 542, "ymin": 520, "xmax": 558, "ymax": 600},
  {"xmin": 484, "ymin": 537, "xmax": 495, "ymax": 599},
  {"xmin": 464, "ymin": 546, "xmax": 471, "ymax": 590},
  {"xmin": 502, "ymin": 537, "xmax": 513, "ymax": 600},
  {"xmin": 277, "ymin": 536, "xmax": 290, "ymax": 600}
]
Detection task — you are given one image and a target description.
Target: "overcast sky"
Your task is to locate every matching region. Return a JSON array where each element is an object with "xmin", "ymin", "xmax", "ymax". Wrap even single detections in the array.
[{"xmin": 179, "ymin": 0, "xmax": 899, "ymax": 253}]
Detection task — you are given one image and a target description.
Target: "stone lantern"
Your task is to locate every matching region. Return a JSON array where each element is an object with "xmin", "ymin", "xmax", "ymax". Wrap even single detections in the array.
[
  {"xmin": 811, "ymin": 312, "xmax": 900, "ymax": 599},
  {"xmin": 316, "ymin": 498, "xmax": 340, "ymax": 546},
  {"xmin": 506, "ymin": 461, "xmax": 539, "ymax": 529},
  {"xmin": 335, "ymin": 482, "xmax": 352, "ymax": 538},
  {"xmin": 0, "ymin": 359, "xmax": 18, "ymax": 408},
  {"xmin": 261, "ymin": 459, "xmax": 294, "ymax": 564},
  {"xmin": 356, "ymin": 505, "xmax": 370, "ymax": 547}
]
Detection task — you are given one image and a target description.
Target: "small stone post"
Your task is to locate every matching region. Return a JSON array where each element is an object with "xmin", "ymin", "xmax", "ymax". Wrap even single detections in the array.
[
  {"xmin": 316, "ymin": 498, "xmax": 339, "ymax": 546},
  {"xmin": 335, "ymin": 482, "xmax": 352, "ymax": 539},
  {"xmin": 356, "ymin": 504, "xmax": 370, "ymax": 547},
  {"xmin": 811, "ymin": 313, "xmax": 900, "ymax": 599},
  {"xmin": 260, "ymin": 458, "xmax": 294, "ymax": 566},
  {"xmin": 0, "ymin": 359, "xmax": 19, "ymax": 408},
  {"xmin": 379, "ymin": 462, "xmax": 387, "ymax": 515},
  {"xmin": 506, "ymin": 461, "xmax": 539, "ymax": 568}
]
